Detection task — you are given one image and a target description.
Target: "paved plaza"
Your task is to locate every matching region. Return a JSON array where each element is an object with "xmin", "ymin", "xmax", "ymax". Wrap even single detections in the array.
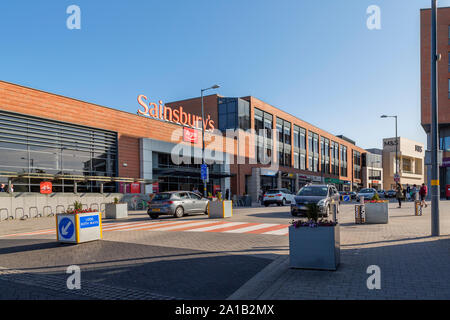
[{"xmin": 0, "ymin": 200, "xmax": 449, "ymax": 300}]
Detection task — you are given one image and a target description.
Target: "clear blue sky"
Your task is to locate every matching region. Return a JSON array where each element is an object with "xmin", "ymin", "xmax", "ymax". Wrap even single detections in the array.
[{"xmin": 0, "ymin": 0, "xmax": 447, "ymax": 149}]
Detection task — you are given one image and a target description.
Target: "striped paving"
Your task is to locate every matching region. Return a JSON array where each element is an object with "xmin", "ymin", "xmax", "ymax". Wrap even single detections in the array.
[{"xmin": 0, "ymin": 219, "xmax": 290, "ymax": 238}]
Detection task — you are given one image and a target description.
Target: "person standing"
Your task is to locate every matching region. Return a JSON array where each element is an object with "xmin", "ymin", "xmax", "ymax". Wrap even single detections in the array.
[
  {"xmin": 411, "ymin": 184, "xmax": 418, "ymax": 202},
  {"xmin": 0, "ymin": 184, "xmax": 5, "ymax": 192},
  {"xmin": 225, "ymin": 189, "xmax": 230, "ymax": 201},
  {"xmin": 395, "ymin": 182, "xmax": 403, "ymax": 208},
  {"xmin": 406, "ymin": 184, "xmax": 411, "ymax": 201},
  {"xmin": 419, "ymin": 183, "xmax": 428, "ymax": 210}
]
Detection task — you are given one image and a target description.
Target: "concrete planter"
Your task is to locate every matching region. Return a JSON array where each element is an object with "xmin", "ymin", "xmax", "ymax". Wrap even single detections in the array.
[
  {"xmin": 208, "ymin": 200, "xmax": 233, "ymax": 218},
  {"xmin": 289, "ymin": 224, "xmax": 340, "ymax": 271},
  {"xmin": 105, "ymin": 203, "xmax": 128, "ymax": 219},
  {"xmin": 364, "ymin": 202, "xmax": 388, "ymax": 224},
  {"xmin": 56, "ymin": 212, "xmax": 102, "ymax": 244}
]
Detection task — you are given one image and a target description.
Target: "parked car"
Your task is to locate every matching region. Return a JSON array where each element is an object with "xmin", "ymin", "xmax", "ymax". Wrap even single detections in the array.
[
  {"xmin": 377, "ymin": 190, "xmax": 386, "ymax": 198},
  {"xmin": 291, "ymin": 184, "xmax": 340, "ymax": 217},
  {"xmin": 147, "ymin": 191, "xmax": 209, "ymax": 219},
  {"xmin": 263, "ymin": 188, "xmax": 296, "ymax": 206},
  {"xmin": 356, "ymin": 188, "xmax": 378, "ymax": 201},
  {"xmin": 385, "ymin": 189, "xmax": 397, "ymax": 198}
]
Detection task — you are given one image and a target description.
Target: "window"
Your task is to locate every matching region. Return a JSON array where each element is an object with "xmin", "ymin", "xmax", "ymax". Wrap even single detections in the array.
[
  {"xmin": 219, "ymin": 98, "xmax": 249, "ymax": 131},
  {"xmin": 353, "ymin": 150, "xmax": 361, "ymax": 179},
  {"xmin": 0, "ymin": 110, "xmax": 117, "ymax": 192},
  {"xmin": 448, "ymin": 79, "xmax": 450, "ymax": 99},
  {"xmin": 293, "ymin": 127, "xmax": 299, "ymax": 148},
  {"xmin": 308, "ymin": 132, "xmax": 313, "ymax": 153},
  {"xmin": 294, "ymin": 152, "xmax": 299, "ymax": 169},
  {"xmin": 276, "ymin": 118, "xmax": 283, "ymax": 143},
  {"xmin": 283, "ymin": 120, "xmax": 291, "ymax": 145},
  {"xmin": 300, "ymin": 154, "xmax": 306, "ymax": 170},
  {"xmin": 300, "ymin": 128, "xmax": 306, "ymax": 150}
]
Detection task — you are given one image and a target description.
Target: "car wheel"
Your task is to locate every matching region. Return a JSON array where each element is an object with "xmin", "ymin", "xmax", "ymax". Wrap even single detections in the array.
[
  {"xmin": 282, "ymin": 198, "xmax": 286, "ymax": 206},
  {"xmin": 150, "ymin": 214, "xmax": 159, "ymax": 219},
  {"xmin": 264, "ymin": 203, "xmax": 269, "ymax": 207},
  {"xmin": 174, "ymin": 206, "xmax": 184, "ymax": 218},
  {"xmin": 204, "ymin": 204, "xmax": 209, "ymax": 215}
]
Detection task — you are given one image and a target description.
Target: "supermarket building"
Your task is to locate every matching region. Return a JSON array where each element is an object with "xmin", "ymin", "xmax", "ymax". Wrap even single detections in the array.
[{"xmin": 0, "ymin": 80, "xmax": 367, "ymax": 202}]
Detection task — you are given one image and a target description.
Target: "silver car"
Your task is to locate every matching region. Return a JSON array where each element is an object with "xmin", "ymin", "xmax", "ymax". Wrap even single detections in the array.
[
  {"xmin": 356, "ymin": 188, "xmax": 378, "ymax": 202},
  {"xmin": 147, "ymin": 191, "xmax": 209, "ymax": 219}
]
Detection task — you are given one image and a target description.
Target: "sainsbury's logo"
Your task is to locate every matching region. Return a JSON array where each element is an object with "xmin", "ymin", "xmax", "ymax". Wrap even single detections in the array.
[{"xmin": 137, "ymin": 95, "xmax": 215, "ymax": 131}]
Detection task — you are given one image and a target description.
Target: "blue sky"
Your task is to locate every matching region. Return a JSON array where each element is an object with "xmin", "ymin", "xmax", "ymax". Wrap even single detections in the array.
[{"xmin": 0, "ymin": 0, "xmax": 447, "ymax": 149}]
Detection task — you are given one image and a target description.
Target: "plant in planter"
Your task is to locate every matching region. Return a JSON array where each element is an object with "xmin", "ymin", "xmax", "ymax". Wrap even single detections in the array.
[
  {"xmin": 289, "ymin": 203, "xmax": 340, "ymax": 271},
  {"xmin": 105, "ymin": 196, "xmax": 128, "ymax": 219},
  {"xmin": 66, "ymin": 201, "xmax": 95, "ymax": 214},
  {"xmin": 363, "ymin": 197, "xmax": 389, "ymax": 224}
]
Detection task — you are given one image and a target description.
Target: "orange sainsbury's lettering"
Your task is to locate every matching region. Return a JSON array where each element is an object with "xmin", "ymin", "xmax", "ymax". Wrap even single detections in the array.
[{"xmin": 137, "ymin": 94, "xmax": 214, "ymax": 131}]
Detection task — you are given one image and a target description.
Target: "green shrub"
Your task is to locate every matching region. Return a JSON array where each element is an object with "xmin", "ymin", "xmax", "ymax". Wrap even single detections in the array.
[
  {"xmin": 305, "ymin": 203, "xmax": 320, "ymax": 223},
  {"xmin": 372, "ymin": 193, "xmax": 380, "ymax": 201}
]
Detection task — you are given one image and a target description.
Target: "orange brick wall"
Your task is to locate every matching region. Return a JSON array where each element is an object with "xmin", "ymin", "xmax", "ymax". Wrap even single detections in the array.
[
  {"xmin": 421, "ymin": 8, "xmax": 450, "ymax": 128},
  {"xmin": 0, "ymin": 81, "xmax": 236, "ymax": 179}
]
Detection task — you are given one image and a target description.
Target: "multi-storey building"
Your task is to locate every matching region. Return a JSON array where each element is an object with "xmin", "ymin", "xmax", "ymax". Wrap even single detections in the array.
[{"xmin": 421, "ymin": 7, "xmax": 450, "ymax": 198}]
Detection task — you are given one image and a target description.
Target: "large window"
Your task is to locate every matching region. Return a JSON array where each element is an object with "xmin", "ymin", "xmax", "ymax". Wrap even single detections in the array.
[
  {"xmin": 353, "ymin": 150, "xmax": 361, "ymax": 180},
  {"xmin": 293, "ymin": 125, "xmax": 307, "ymax": 170},
  {"xmin": 218, "ymin": 98, "xmax": 250, "ymax": 131},
  {"xmin": 340, "ymin": 145, "xmax": 348, "ymax": 177},
  {"xmin": 0, "ymin": 110, "xmax": 117, "ymax": 192},
  {"xmin": 254, "ymin": 108, "xmax": 273, "ymax": 164}
]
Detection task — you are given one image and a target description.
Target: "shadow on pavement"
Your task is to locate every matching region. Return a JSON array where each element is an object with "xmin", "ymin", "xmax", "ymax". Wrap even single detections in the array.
[{"xmin": 0, "ymin": 239, "xmax": 274, "ymax": 300}]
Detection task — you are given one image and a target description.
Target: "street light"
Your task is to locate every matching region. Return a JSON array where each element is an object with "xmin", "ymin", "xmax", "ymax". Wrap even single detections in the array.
[
  {"xmin": 381, "ymin": 115, "xmax": 399, "ymax": 177},
  {"xmin": 201, "ymin": 84, "xmax": 220, "ymax": 197}
]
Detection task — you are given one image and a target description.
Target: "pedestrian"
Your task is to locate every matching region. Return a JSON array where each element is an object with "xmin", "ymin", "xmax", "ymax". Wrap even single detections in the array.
[
  {"xmin": 258, "ymin": 189, "xmax": 264, "ymax": 204},
  {"xmin": 411, "ymin": 184, "xmax": 418, "ymax": 201},
  {"xmin": 0, "ymin": 184, "xmax": 5, "ymax": 192},
  {"xmin": 395, "ymin": 182, "xmax": 403, "ymax": 208},
  {"xmin": 193, "ymin": 186, "xmax": 200, "ymax": 194},
  {"xmin": 225, "ymin": 189, "xmax": 230, "ymax": 201},
  {"xmin": 8, "ymin": 184, "xmax": 14, "ymax": 193},
  {"xmin": 406, "ymin": 184, "xmax": 411, "ymax": 201},
  {"xmin": 419, "ymin": 183, "xmax": 428, "ymax": 210}
]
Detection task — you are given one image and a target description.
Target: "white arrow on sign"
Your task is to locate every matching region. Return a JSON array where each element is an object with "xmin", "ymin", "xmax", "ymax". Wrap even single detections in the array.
[{"xmin": 61, "ymin": 221, "xmax": 72, "ymax": 236}]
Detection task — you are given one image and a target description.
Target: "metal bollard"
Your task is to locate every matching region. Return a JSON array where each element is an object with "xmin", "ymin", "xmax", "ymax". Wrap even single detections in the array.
[{"xmin": 414, "ymin": 200, "xmax": 422, "ymax": 216}]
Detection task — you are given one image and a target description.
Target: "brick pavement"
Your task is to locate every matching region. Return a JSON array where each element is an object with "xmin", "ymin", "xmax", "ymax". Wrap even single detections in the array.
[{"xmin": 229, "ymin": 200, "xmax": 450, "ymax": 300}]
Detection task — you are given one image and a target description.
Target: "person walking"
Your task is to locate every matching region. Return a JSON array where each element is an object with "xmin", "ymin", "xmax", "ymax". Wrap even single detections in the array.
[
  {"xmin": 0, "ymin": 184, "xmax": 5, "ymax": 192},
  {"xmin": 395, "ymin": 182, "xmax": 403, "ymax": 208},
  {"xmin": 225, "ymin": 189, "xmax": 230, "ymax": 201},
  {"xmin": 419, "ymin": 183, "xmax": 428, "ymax": 210},
  {"xmin": 411, "ymin": 184, "xmax": 418, "ymax": 202}
]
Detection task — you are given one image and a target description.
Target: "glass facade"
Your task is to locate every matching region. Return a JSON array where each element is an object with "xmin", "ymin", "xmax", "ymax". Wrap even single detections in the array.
[
  {"xmin": 0, "ymin": 110, "xmax": 117, "ymax": 192},
  {"xmin": 218, "ymin": 97, "xmax": 250, "ymax": 131},
  {"xmin": 276, "ymin": 117, "xmax": 291, "ymax": 167},
  {"xmin": 353, "ymin": 150, "xmax": 361, "ymax": 180},
  {"xmin": 254, "ymin": 108, "xmax": 273, "ymax": 164}
]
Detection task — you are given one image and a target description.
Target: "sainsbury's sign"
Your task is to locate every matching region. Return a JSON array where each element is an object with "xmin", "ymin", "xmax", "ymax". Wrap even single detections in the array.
[{"xmin": 137, "ymin": 95, "xmax": 215, "ymax": 131}]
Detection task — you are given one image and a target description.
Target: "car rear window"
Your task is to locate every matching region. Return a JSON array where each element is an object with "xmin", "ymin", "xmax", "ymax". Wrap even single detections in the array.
[
  {"xmin": 266, "ymin": 190, "xmax": 281, "ymax": 194},
  {"xmin": 152, "ymin": 193, "xmax": 172, "ymax": 201}
]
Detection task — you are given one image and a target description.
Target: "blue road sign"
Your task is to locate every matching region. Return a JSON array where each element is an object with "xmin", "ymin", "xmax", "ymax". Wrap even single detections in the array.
[
  {"xmin": 343, "ymin": 195, "xmax": 350, "ymax": 202},
  {"xmin": 201, "ymin": 164, "xmax": 208, "ymax": 180},
  {"xmin": 79, "ymin": 215, "xmax": 100, "ymax": 229},
  {"xmin": 59, "ymin": 217, "xmax": 75, "ymax": 239}
]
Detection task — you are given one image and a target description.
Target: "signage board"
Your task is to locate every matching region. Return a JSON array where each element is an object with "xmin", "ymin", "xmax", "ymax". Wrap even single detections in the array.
[
  {"xmin": 343, "ymin": 195, "xmax": 351, "ymax": 202},
  {"xmin": 137, "ymin": 95, "xmax": 215, "ymax": 131},
  {"xmin": 79, "ymin": 214, "xmax": 100, "ymax": 229},
  {"xmin": 261, "ymin": 169, "xmax": 277, "ymax": 176},
  {"xmin": 201, "ymin": 164, "xmax": 209, "ymax": 182},
  {"xmin": 130, "ymin": 183, "xmax": 140, "ymax": 194},
  {"xmin": 152, "ymin": 182, "xmax": 159, "ymax": 194},
  {"xmin": 394, "ymin": 174, "xmax": 400, "ymax": 183},
  {"xmin": 57, "ymin": 215, "xmax": 76, "ymax": 242},
  {"xmin": 40, "ymin": 181, "xmax": 52, "ymax": 194},
  {"xmin": 425, "ymin": 150, "xmax": 443, "ymax": 166},
  {"xmin": 442, "ymin": 157, "xmax": 450, "ymax": 168},
  {"xmin": 183, "ymin": 127, "xmax": 198, "ymax": 143}
]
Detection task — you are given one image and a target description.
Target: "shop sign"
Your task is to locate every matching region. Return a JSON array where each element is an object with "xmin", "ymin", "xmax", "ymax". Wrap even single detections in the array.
[
  {"xmin": 152, "ymin": 182, "xmax": 159, "ymax": 194},
  {"xmin": 130, "ymin": 183, "xmax": 140, "ymax": 194},
  {"xmin": 40, "ymin": 181, "xmax": 52, "ymax": 194},
  {"xmin": 213, "ymin": 185, "xmax": 221, "ymax": 194},
  {"xmin": 415, "ymin": 145, "xmax": 423, "ymax": 153},
  {"xmin": 383, "ymin": 138, "xmax": 398, "ymax": 146},
  {"xmin": 442, "ymin": 157, "xmax": 450, "ymax": 168},
  {"xmin": 372, "ymin": 180, "xmax": 379, "ymax": 184},
  {"xmin": 137, "ymin": 95, "xmax": 215, "ymax": 131},
  {"xmin": 261, "ymin": 169, "xmax": 277, "ymax": 176},
  {"xmin": 183, "ymin": 127, "xmax": 198, "ymax": 143}
]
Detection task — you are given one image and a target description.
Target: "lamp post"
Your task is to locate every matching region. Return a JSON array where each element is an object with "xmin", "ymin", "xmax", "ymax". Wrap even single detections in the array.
[
  {"xmin": 381, "ymin": 115, "xmax": 399, "ymax": 177},
  {"xmin": 431, "ymin": 0, "xmax": 440, "ymax": 236},
  {"xmin": 201, "ymin": 84, "xmax": 220, "ymax": 197}
]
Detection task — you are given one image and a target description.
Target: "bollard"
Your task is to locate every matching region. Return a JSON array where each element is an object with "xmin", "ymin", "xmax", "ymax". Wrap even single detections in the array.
[{"xmin": 414, "ymin": 200, "xmax": 422, "ymax": 216}]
